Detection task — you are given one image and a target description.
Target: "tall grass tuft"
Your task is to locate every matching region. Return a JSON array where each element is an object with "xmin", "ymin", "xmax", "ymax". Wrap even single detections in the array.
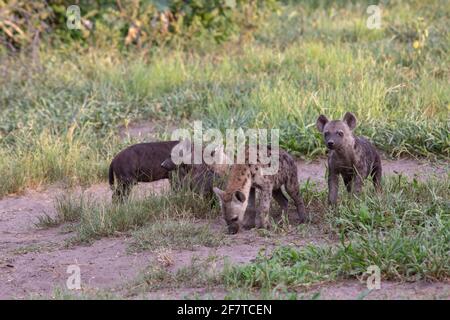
[
  {"xmin": 1, "ymin": 0, "xmax": 449, "ymax": 197},
  {"xmin": 46, "ymin": 183, "xmax": 219, "ymax": 244}
]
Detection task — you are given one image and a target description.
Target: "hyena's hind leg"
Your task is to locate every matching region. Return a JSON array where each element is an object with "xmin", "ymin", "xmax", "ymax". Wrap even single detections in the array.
[
  {"xmin": 255, "ymin": 186, "xmax": 273, "ymax": 229},
  {"xmin": 371, "ymin": 162, "xmax": 382, "ymax": 193},
  {"xmin": 284, "ymin": 176, "xmax": 307, "ymax": 223},
  {"xmin": 243, "ymin": 188, "xmax": 288, "ymax": 230},
  {"xmin": 242, "ymin": 188, "xmax": 256, "ymax": 230},
  {"xmin": 343, "ymin": 175, "xmax": 353, "ymax": 193},
  {"xmin": 272, "ymin": 189, "xmax": 288, "ymax": 211},
  {"xmin": 112, "ymin": 180, "xmax": 133, "ymax": 204}
]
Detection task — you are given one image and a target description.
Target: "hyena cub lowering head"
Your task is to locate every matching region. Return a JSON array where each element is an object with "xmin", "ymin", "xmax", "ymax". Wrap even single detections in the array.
[
  {"xmin": 213, "ymin": 148, "xmax": 306, "ymax": 234},
  {"xmin": 316, "ymin": 112, "xmax": 382, "ymax": 205}
]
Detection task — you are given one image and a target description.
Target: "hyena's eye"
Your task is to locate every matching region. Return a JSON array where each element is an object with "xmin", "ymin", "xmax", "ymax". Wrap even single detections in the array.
[
  {"xmin": 337, "ymin": 131, "xmax": 344, "ymax": 137},
  {"xmin": 324, "ymin": 131, "xmax": 330, "ymax": 136}
]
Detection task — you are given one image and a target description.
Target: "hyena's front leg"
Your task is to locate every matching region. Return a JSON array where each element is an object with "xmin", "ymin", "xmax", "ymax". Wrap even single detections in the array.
[
  {"xmin": 343, "ymin": 175, "xmax": 353, "ymax": 193},
  {"xmin": 352, "ymin": 166, "xmax": 366, "ymax": 194},
  {"xmin": 272, "ymin": 189, "xmax": 288, "ymax": 211},
  {"xmin": 285, "ymin": 177, "xmax": 306, "ymax": 223},
  {"xmin": 328, "ymin": 172, "xmax": 339, "ymax": 205},
  {"xmin": 371, "ymin": 163, "xmax": 382, "ymax": 193},
  {"xmin": 256, "ymin": 185, "xmax": 273, "ymax": 229},
  {"xmin": 113, "ymin": 181, "xmax": 133, "ymax": 204},
  {"xmin": 243, "ymin": 187, "xmax": 256, "ymax": 230}
]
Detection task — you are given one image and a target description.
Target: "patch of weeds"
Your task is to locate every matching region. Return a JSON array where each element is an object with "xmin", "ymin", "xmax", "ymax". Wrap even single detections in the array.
[
  {"xmin": 128, "ymin": 255, "xmax": 222, "ymax": 296},
  {"xmin": 43, "ymin": 186, "xmax": 219, "ymax": 244},
  {"xmin": 35, "ymin": 214, "xmax": 61, "ymax": 229},
  {"xmin": 223, "ymin": 287, "xmax": 320, "ymax": 300},
  {"xmin": 222, "ymin": 245, "xmax": 336, "ymax": 290},
  {"xmin": 29, "ymin": 287, "xmax": 120, "ymax": 300},
  {"xmin": 327, "ymin": 176, "xmax": 450, "ymax": 237},
  {"xmin": 130, "ymin": 219, "xmax": 225, "ymax": 252},
  {"xmin": 10, "ymin": 243, "xmax": 57, "ymax": 255},
  {"xmin": 36, "ymin": 192, "xmax": 93, "ymax": 228}
]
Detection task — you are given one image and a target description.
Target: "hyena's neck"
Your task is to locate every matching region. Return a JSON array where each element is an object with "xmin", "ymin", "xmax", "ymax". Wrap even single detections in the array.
[
  {"xmin": 334, "ymin": 135, "xmax": 360, "ymax": 164},
  {"xmin": 224, "ymin": 164, "xmax": 252, "ymax": 201}
]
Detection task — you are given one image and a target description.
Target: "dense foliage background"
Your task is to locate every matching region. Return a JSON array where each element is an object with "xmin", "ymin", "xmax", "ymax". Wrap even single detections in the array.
[
  {"xmin": 0, "ymin": 1, "xmax": 449, "ymax": 297},
  {"xmin": 0, "ymin": 0, "xmax": 449, "ymax": 196},
  {"xmin": 0, "ymin": 0, "xmax": 277, "ymax": 51}
]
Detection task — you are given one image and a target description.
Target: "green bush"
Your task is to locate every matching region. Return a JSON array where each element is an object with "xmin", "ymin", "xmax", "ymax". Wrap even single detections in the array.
[
  {"xmin": 0, "ymin": 0, "xmax": 279, "ymax": 51},
  {"xmin": 0, "ymin": 1, "xmax": 52, "ymax": 51}
]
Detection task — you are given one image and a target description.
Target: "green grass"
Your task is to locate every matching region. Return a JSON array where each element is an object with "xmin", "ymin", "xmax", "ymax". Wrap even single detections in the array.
[
  {"xmin": 36, "ymin": 192, "xmax": 94, "ymax": 228},
  {"xmin": 222, "ymin": 288, "xmax": 320, "ymax": 300},
  {"xmin": 130, "ymin": 219, "xmax": 225, "ymax": 252},
  {"xmin": 1, "ymin": 1, "xmax": 449, "ymax": 197},
  {"xmin": 42, "ymin": 184, "xmax": 219, "ymax": 245},
  {"xmin": 128, "ymin": 255, "xmax": 222, "ymax": 296},
  {"xmin": 29, "ymin": 288, "xmax": 120, "ymax": 300}
]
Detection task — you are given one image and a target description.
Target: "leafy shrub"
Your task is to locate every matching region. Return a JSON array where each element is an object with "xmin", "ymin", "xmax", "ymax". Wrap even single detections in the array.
[
  {"xmin": 0, "ymin": 0, "xmax": 279, "ymax": 51},
  {"xmin": 0, "ymin": 1, "xmax": 52, "ymax": 51}
]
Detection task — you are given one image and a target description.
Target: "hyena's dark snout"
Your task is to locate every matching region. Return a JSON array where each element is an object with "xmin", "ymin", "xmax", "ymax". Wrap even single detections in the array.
[{"xmin": 327, "ymin": 140, "xmax": 335, "ymax": 149}]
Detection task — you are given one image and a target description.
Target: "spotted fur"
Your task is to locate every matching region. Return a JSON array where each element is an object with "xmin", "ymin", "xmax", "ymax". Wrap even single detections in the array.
[{"xmin": 213, "ymin": 147, "xmax": 306, "ymax": 234}]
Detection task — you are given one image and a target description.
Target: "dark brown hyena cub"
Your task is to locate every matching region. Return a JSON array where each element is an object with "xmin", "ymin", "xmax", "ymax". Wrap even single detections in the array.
[
  {"xmin": 109, "ymin": 141, "xmax": 180, "ymax": 202},
  {"xmin": 316, "ymin": 112, "xmax": 382, "ymax": 205},
  {"xmin": 110, "ymin": 140, "xmax": 230, "ymax": 203}
]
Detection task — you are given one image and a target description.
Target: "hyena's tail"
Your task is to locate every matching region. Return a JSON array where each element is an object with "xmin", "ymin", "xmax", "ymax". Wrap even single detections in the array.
[{"xmin": 108, "ymin": 164, "xmax": 115, "ymax": 190}]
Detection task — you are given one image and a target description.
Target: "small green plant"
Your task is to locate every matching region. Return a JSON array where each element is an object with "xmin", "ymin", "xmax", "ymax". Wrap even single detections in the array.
[
  {"xmin": 42, "ymin": 184, "xmax": 219, "ymax": 244},
  {"xmin": 130, "ymin": 219, "xmax": 225, "ymax": 251},
  {"xmin": 36, "ymin": 192, "xmax": 93, "ymax": 228},
  {"xmin": 128, "ymin": 255, "xmax": 222, "ymax": 296},
  {"xmin": 29, "ymin": 287, "xmax": 120, "ymax": 300}
]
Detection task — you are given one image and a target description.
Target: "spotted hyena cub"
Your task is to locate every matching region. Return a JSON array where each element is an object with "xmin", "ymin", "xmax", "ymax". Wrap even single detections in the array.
[
  {"xmin": 316, "ymin": 112, "xmax": 382, "ymax": 205},
  {"xmin": 213, "ymin": 147, "xmax": 306, "ymax": 234}
]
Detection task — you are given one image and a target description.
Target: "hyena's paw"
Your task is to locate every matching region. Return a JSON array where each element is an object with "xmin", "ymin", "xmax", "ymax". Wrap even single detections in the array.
[
  {"xmin": 296, "ymin": 205, "xmax": 308, "ymax": 223},
  {"xmin": 297, "ymin": 213, "xmax": 306, "ymax": 224},
  {"xmin": 255, "ymin": 215, "xmax": 270, "ymax": 230},
  {"xmin": 243, "ymin": 222, "xmax": 256, "ymax": 230}
]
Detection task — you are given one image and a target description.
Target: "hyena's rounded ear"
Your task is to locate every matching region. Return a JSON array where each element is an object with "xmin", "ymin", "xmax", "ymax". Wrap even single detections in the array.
[
  {"xmin": 233, "ymin": 190, "xmax": 246, "ymax": 203},
  {"xmin": 343, "ymin": 112, "xmax": 357, "ymax": 130},
  {"xmin": 316, "ymin": 115, "xmax": 329, "ymax": 133}
]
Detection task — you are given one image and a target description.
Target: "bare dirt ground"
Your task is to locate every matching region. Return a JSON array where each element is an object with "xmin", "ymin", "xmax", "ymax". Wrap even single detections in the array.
[{"xmin": 0, "ymin": 158, "xmax": 448, "ymax": 299}]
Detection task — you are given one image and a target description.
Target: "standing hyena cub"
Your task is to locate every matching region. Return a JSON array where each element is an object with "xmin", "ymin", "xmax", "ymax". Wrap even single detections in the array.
[
  {"xmin": 213, "ymin": 147, "xmax": 306, "ymax": 234},
  {"xmin": 316, "ymin": 112, "xmax": 382, "ymax": 205}
]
